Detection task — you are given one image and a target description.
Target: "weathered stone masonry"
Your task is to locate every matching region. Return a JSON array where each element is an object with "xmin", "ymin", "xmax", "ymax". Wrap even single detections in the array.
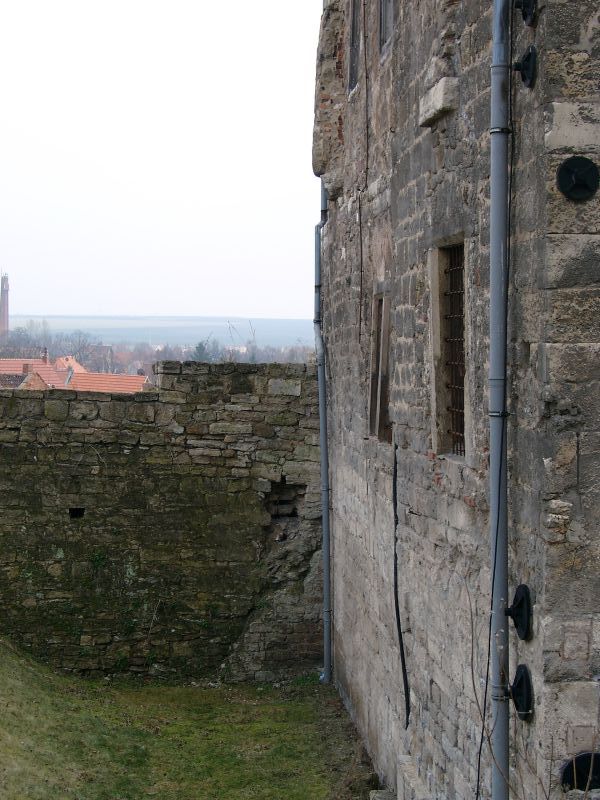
[
  {"xmin": 314, "ymin": 1, "xmax": 599, "ymax": 799},
  {"xmin": 0, "ymin": 362, "xmax": 322, "ymax": 680}
]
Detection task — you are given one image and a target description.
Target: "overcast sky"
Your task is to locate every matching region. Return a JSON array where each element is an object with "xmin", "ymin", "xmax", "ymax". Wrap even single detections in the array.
[{"xmin": 0, "ymin": 1, "xmax": 323, "ymax": 319}]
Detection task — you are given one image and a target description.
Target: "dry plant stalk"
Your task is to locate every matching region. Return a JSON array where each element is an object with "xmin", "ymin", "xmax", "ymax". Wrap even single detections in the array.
[{"xmin": 466, "ymin": 575, "xmax": 600, "ymax": 800}]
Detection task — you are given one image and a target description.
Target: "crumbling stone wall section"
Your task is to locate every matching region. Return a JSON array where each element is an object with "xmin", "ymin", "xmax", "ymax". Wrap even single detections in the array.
[
  {"xmin": 314, "ymin": 1, "xmax": 599, "ymax": 798},
  {"xmin": 0, "ymin": 363, "xmax": 322, "ymax": 680},
  {"xmin": 313, "ymin": 0, "xmax": 346, "ymax": 198}
]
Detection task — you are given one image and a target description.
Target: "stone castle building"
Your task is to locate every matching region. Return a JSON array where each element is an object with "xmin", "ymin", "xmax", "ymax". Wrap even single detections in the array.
[{"xmin": 313, "ymin": 1, "xmax": 599, "ymax": 799}]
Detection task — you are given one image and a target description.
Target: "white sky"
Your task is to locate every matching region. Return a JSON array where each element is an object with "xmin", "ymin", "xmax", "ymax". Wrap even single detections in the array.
[{"xmin": 0, "ymin": 1, "xmax": 323, "ymax": 319}]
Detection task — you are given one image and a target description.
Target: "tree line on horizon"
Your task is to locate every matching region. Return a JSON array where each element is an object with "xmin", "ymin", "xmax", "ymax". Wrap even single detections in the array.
[{"xmin": 0, "ymin": 320, "xmax": 313, "ymax": 375}]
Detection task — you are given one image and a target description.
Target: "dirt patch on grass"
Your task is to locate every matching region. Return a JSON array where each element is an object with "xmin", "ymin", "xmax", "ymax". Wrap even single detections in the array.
[{"xmin": 0, "ymin": 641, "xmax": 377, "ymax": 799}]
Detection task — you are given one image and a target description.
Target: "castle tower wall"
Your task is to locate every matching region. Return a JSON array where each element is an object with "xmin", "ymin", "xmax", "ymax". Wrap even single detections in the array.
[{"xmin": 313, "ymin": 1, "xmax": 600, "ymax": 797}]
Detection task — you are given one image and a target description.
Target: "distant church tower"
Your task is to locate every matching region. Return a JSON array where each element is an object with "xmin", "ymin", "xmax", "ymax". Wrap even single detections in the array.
[{"xmin": 0, "ymin": 274, "xmax": 9, "ymax": 336}]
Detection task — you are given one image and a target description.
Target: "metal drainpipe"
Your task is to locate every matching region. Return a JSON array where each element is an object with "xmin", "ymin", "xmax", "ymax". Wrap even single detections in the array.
[
  {"xmin": 315, "ymin": 182, "xmax": 332, "ymax": 684},
  {"xmin": 489, "ymin": 0, "xmax": 510, "ymax": 798}
]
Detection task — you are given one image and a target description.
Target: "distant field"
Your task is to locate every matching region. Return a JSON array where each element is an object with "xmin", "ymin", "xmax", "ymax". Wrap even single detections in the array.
[{"xmin": 11, "ymin": 315, "xmax": 314, "ymax": 348}]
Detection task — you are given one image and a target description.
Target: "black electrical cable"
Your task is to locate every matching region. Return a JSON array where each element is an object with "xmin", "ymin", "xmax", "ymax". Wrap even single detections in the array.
[
  {"xmin": 474, "ymin": 4, "xmax": 516, "ymax": 799},
  {"xmin": 361, "ymin": 0, "xmax": 370, "ymax": 190},
  {"xmin": 474, "ymin": 417, "xmax": 507, "ymax": 800},
  {"xmin": 393, "ymin": 443, "xmax": 411, "ymax": 729},
  {"xmin": 358, "ymin": 193, "xmax": 365, "ymax": 342},
  {"xmin": 357, "ymin": 0, "xmax": 370, "ymax": 344}
]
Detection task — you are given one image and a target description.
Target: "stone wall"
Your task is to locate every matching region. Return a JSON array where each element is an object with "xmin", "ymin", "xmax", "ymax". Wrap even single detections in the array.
[
  {"xmin": 314, "ymin": 1, "xmax": 599, "ymax": 799},
  {"xmin": 0, "ymin": 362, "xmax": 322, "ymax": 680}
]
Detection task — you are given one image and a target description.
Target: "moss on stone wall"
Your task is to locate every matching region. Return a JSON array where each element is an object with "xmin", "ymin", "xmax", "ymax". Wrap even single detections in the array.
[{"xmin": 0, "ymin": 363, "xmax": 322, "ymax": 680}]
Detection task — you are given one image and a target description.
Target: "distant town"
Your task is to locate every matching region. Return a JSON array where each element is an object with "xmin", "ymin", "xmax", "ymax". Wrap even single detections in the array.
[{"xmin": 0, "ymin": 274, "xmax": 314, "ymax": 392}]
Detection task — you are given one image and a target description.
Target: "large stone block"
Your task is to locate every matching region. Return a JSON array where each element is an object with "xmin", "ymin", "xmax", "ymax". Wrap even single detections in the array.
[
  {"xmin": 44, "ymin": 400, "xmax": 69, "ymax": 421},
  {"xmin": 267, "ymin": 378, "xmax": 302, "ymax": 397},
  {"xmin": 209, "ymin": 422, "xmax": 252, "ymax": 435},
  {"xmin": 418, "ymin": 78, "xmax": 459, "ymax": 128}
]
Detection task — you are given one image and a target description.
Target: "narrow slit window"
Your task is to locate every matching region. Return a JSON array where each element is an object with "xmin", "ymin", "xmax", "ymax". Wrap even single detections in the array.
[
  {"xmin": 443, "ymin": 244, "xmax": 465, "ymax": 456},
  {"xmin": 369, "ymin": 295, "xmax": 392, "ymax": 443},
  {"xmin": 379, "ymin": 0, "xmax": 393, "ymax": 51},
  {"xmin": 348, "ymin": 0, "xmax": 360, "ymax": 92}
]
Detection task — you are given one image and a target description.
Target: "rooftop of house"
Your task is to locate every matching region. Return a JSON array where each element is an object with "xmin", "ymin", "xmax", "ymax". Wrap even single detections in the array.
[
  {"xmin": 0, "ymin": 356, "xmax": 148, "ymax": 393},
  {"xmin": 0, "ymin": 359, "xmax": 66, "ymax": 387},
  {"xmin": 0, "ymin": 358, "xmax": 48, "ymax": 373},
  {"xmin": 0, "ymin": 374, "xmax": 27, "ymax": 388},
  {"xmin": 54, "ymin": 356, "xmax": 86, "ymax": 373},
  {"xmin": 65, "ymin": 372, "xmax": 149, "ymax": 394},
  {"xmin": 18, "ymin": 372, "xmax": 51, "ymax": 391}
]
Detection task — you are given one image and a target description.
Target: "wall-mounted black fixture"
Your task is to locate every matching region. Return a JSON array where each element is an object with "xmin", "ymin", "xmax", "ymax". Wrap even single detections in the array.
[
  {"xmin": 561, "ymin": 752, "xmax": 600, "ymax": 791},
  {"xmin": 514, "ymin": 0, "xmax": 536, "ymax": 26},
  {"xmin": 513, "ymin": 45, "xmax": 537, "ymax": 88},
  {"xmin": 505, "ymin": 584, "xmax": 533, "ymax": 640},
  {"xmin": 69, "ymin": 507, "xmax": 85, "ymax": 519},
  {"xmin": 510, "ymin": 664, "xmax": 534, "ymax": 721},
  {"xmin": 557, "ymin": 156, "xmax": 599, "ymax": 202}
]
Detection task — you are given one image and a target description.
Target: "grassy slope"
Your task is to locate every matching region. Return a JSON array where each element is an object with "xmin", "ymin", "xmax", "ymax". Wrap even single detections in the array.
[{"xmin": 0, "ymin": 641, "xmax": 374, "ymax": 800}]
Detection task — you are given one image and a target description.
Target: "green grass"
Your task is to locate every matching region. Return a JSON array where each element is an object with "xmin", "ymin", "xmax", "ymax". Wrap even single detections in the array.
[{"xmin": 0, "ymin": 641, "xmax": 375, "ymax": 799}]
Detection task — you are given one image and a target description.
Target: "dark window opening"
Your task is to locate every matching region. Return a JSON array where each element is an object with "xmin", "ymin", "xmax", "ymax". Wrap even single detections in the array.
[
  {"xmin": 348, "ymin": 0, "xmax": 361, "ymax": 92},
  {"xmin": 369, "ymin": 295, "xmax": 392, "ymax": 443},
  {"xmin": 264, "ymin": 478, "xmax": 306, "ymax": 543},
  {"xmin": 561, "ymin": 752, "xmax": 600, "ymax": 792},
  {"xmin": 69, "ymin": 507, "xmax": 85, "ymax": 519},
  {"xmin": 443, "ymin": 244, "xmax": 465, "ymax": 456},
  {"xmin": 379, "ymin": 0, "xmax": 393, "ymax": 51}
]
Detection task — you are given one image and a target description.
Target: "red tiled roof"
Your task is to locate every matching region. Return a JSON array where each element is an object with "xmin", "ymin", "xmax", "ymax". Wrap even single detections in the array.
[
  {"xmin": 0, "ymin": 360, "xmax": 65, "ymax": 387},
  {"xmin": 0, "ymin": 357, "xmax": 147, "ymax": 393},
  {"xmin": 67, "ymin": 373, "xmax": 149, "ymax": 394},
  {"xmin": 19, "ymin": 372, "xmax": 50, "ymax": 391},
  {"xmin": 30, "ymin": 365, "xmax": 67, "ymax": 387},
  {"xmin": 54, "ymin": 356, "xmax": 87, "ymax": 373},
  {"xmin": 0, "ymin": 358, "xmax": 47, "ymax": 374}
]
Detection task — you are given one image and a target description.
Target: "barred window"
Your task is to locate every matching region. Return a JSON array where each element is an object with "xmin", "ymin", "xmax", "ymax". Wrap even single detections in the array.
[
  {"xmin": 348, "ymin": 0, "xmax": 360, "ymax": 92},
  {"xmin": 442, "ymin": 244, "xmax": 465, "ymax": 456},
  {"xmin": 379, "ymin": 0, "xmax": 393, "ymax": 51}
]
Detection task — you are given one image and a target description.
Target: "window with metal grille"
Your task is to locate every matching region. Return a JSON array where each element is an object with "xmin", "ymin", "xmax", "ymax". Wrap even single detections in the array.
[
  {"xmin": 369, "ymin": 294, "xmax": 392, "ymax": 443},
  {"xmin": 348, "ymin": 0, "xmax": 360, "ymax": 92},
  {"xmin": 443, "ymin": 244, "xmax": 465, "ymax": 456},
  {"xmin": 379, "ymin": 0, "xmax": 393, "ymax": 51}
]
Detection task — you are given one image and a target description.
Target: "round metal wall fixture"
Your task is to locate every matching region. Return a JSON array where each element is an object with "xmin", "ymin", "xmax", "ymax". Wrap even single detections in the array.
[
  {"xmin": 510, "ymin": 664, "xmax": 534, "ymax": 722},
  {"xmin": 505, "ymin": 584, "xmax": 533, "ymax": 640},
  {"xmin": 557, "ymin": 156, "xmax": 600, "ymax": 202},
  {"xmin": 561, "ymin": 752, "xmax": 600, "ymax": 791},
  {"xmin": 513, "ymin": 45, "xmax": 537, "ymax": 88}
]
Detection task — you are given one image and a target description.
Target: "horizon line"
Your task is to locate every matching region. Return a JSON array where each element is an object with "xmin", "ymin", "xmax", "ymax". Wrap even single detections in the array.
[{"xmin": 10, "ymin": 313, "xmax": 313, "ymax": 322}]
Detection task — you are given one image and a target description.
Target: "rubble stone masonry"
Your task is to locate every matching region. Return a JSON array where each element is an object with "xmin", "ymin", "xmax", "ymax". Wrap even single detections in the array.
[
  {"xmin": 314, "ymin": 0, "xmax": 599, "ymax": 798},
  {"xmin": 0, "ymin": 363, "xmax": 322, "ymax": 680}
]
